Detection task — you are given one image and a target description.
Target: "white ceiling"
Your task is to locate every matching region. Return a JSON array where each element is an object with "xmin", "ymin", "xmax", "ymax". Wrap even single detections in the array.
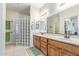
[
  {"xmin": 6, "ymin": 3, "xmax": 30, "ymax": 15},
  {"xmin": 6, "ymin": 3, "xmax": 45, "ymax": 11},
  {"xmin": 31, "ymin": 3, "xmax": 45, "ymax": 8},
  {"xmin": 6, "ymin": 3, "xmax": 78, "ymax": 16},
  {"xmin": 6, "ymin": 3, "xmax": 30, "ymax": 10},
  {"xmin": 6, "ymin": 3, "xmax": 45, "ymax": 15}
]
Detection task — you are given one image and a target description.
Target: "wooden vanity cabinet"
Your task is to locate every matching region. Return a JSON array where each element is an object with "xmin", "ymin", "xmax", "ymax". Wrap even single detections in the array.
[
  {"xmin": 48, "ymin": 39, "xmax": 75, "ymax": 56},
  {"xmin": 48, "ymin": 39, "xmax": 61, "ymax": 56},
  {"xmin": 33, "ymin": 35, "xmax": 41, "ymax": 49},
  {"xmin": 40, "ymin": 37, "xmax": 48, "ymax": 55},
  {"xmin": 33, "ymin": 35, "xmax": 37, "ymax": 47},
  {"xmin": 33, "ymin": 35, "xmax": 79, "ymax": 56},
  {"xmin": 60, "ymin": 42, "xmax": 79, "ymax": 56}
]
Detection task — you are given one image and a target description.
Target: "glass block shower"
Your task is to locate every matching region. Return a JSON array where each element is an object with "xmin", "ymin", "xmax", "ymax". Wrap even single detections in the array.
[{"xmin": 15, "ymin": 16, "xmax": 30, "ymax": 47}]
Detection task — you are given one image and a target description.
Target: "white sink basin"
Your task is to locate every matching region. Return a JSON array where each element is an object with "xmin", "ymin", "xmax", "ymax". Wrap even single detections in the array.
[
  {"xmin": 54, "ymin": 36, "xmax": 79, "ymax": 42},
  {"xmin": 40, "ymin": 33, "xmax": 79, "ymax": 42},
  {"xmin": 54, "ymin": 36, "xmax": 64, "ymax": 39},
  {"xmin": 69, "ymin": 38, "xmax": 79, "ymax": 42}
]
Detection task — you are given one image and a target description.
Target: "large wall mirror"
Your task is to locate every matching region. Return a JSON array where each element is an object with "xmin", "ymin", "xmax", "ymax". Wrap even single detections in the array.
[
  {"xmin": 64, "ymin": 16, "xmax": 79, "ymax": 35},
  {"xmin": 35, "ymin": 18, "xmax": 47, "ymax": 33}
]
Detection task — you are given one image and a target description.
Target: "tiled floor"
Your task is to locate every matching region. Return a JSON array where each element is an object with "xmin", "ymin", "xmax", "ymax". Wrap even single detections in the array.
[
  {"xmin": 5, "ymin": 44, "xmax": 44, "ymax": 56},
  {"xmin": 5, "ymin": 44, "xmax": 29, "ymax": 56}
]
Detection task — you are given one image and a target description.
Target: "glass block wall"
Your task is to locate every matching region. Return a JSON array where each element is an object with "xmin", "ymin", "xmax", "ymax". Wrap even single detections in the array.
[{"xmin": 15, "ymin": 16, "xmax": 30, "ymax": 47}]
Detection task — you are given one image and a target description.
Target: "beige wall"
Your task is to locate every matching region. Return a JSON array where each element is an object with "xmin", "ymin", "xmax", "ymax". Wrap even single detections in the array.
[
  {"xmin": 47, "ymin": 14, "xmax": 59, "ymax": 34},
  {"xmin": 30, "ymin": 6, "xmax": 40, "ymax": 47},
  {"xmin": 47, "ymin": 4, "xmax": 79, "ymax": 34},
  {"xmin": 6, "ymin": 8, "xmax": 26, "ymax": 21},
  {"xmin": 0, "ymin": 3, "xmax": 5, "ymax": 55}
]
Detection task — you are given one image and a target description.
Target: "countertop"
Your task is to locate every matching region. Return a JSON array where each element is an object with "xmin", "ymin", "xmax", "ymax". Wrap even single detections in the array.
[{"xmin": 34, "ymin": 33, "xmax": 79, "ymax": 46}]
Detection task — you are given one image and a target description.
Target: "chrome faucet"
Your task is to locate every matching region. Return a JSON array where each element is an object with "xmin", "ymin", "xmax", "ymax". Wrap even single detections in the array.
[{"xmin": 64, "ymin": 31, "xmax": 70, "ymax": 38}]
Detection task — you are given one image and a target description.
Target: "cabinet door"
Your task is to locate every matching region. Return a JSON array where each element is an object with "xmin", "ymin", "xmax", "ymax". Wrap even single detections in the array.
[
  {"xmin": 61, "ymin": 49, "xmax": 74, "ymax": 56},
  {"xmin": 41, "ymin": 47, "xmax": 47, "ymax": 55},
  {"xmin": 48, "ymin": 45, "xmax": 60, "ymax": 56},
  {"xmin": 33, "ymin": 36, "xmax": 41, "ymax": 49},
  {"xmin": 37, "ymin": 39, "xmax": 41, "ymax": 49},
  {"xmin": 33, "ymin": 36, "xmax": 36, "ymax": 46},
  {"xmin": 41, "ymin": 37, "xmax": 47, "ymax": 43},
  {"xmin": 41, "ymin": 41, "xmax": 47, "ymax": 48}
]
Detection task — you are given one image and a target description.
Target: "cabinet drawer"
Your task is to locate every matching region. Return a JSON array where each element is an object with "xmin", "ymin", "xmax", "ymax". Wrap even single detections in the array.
[
  {"xmin": 48, "ymin": 39, "xmax": 62, "ymax": 48},
  {"xmin": 48, "ymin": 45, "xmax": 60, "ymax": 56},
  {"xmin": 41, "ymin": 44, "xmax": 47, "ymax": 49},
  {"xmin": 37, "ymin": 38, "xmax": 40, "ymax": 41},
  {"xmin": 41, "ymin": 41, "xmax": 47, "ymax": 46},
  {"xmin": 41, "ymin": 47, "xmax": 47, "ymax": 55},
  {"xmin": 41, "ymin": 37, "xmax": 47, "ymax": 43},
  {"xmin": 34, "ymin": 35, "xmax": 40, "ymax": 39},
  {"xmin": 61, "ymin": 49, "xmax": 74, "ymax": 56}
]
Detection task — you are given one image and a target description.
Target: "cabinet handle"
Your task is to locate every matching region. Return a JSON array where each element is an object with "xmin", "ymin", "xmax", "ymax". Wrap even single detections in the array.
[{"xmin": 49, "ymin": 46, "xmax": 56, "ymax": 49}]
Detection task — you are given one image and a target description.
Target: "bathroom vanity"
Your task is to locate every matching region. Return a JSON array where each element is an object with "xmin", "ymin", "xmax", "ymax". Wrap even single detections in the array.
[{"xmin": 33, "ymin": 33, "xmax": 79, "ymax": 56}]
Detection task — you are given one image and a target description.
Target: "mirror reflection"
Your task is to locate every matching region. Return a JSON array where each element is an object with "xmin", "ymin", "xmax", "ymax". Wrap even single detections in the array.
[
  {"xmin": 64, "ymin": 16, "xmax": 78, "ymax": 35},
  {"xmin": 34, "ymin": 4, "xmax": 79, "ymax": 36}
]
